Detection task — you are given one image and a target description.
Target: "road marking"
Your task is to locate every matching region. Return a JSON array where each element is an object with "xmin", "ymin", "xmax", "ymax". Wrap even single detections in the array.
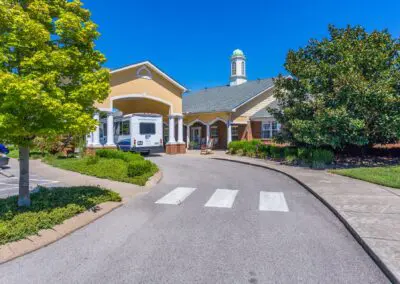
[
  {"xmin": 259, "ymin": 192, "xmax": 289, "ymax": 212},
  {"xmin": 155, "ymin": 187, "xmax": 196, "ymax": 205},
  {"xmin": 204, "ymin": 189, "xmax": 238, "ymax": 208}
]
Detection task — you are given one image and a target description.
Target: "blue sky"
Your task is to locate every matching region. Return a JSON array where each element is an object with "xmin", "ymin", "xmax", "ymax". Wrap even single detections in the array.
[{"xmin": 85, "ymin": 0, "xmax": 400, "ymax": 91}]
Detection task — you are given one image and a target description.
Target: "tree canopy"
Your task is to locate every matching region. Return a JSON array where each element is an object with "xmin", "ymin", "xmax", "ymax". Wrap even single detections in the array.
[
  {"xmin": 0, "ymin": 0, "xmax": 109, "ymax": 146},
  {"xmin": 269, "ymin": 25, "xmax": 400, "ymax": 149},
  {"xmin": 0, "ymin": 0, "xmax": 109, "ymax": 206}
]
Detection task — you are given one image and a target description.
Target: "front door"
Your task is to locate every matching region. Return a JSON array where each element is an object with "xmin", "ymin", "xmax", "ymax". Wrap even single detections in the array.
[{"xmin": 191, "ymin": 127, "xmax": 201, "ymax": 148}]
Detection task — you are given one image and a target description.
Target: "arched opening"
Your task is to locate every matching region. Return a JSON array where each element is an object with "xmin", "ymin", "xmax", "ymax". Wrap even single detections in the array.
[
  {"xmin": 188, "ymin": 120, "xmax": 207, "ymax": 149},
  {"xmin": 209, "ymin": 120, "xmax": 227, "ymax": 149}
]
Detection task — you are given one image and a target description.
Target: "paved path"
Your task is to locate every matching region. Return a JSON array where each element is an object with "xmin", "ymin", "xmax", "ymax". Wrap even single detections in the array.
[
  {"xmin": 202, "ymin": 151, "xmax": 400, "ymax": 282},
  {"xmin": 0, "ymin": 160, "xmax": 64, "ymax": 199},
  {"xmin": 0, "ymin": 155, "xmax": 388, "ymax": 283}
]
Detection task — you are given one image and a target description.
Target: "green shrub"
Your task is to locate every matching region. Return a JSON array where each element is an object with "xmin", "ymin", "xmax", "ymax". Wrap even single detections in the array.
[
  {"xmin": 236, "ymin": 149, "xmax": 244, "ymax": 156},
  {"xmin": 85, "ymin": 155, "xmax": 99, "ymax": 165},
  {"xmin": 96, "ymin": 149, "xmax": 143, "ymax": 163},
  {"xmin": 257, "ymin": 144, "xmax": 270, "ymax": 157},
  {"xmin": 298, "ymin": 148, "xmax": 313, "ymax": 164},
  {"xmin": 284, "ymin": 147, "xmax": 298, "ymax": 162},
  {"xmin": 311, "ymin": 149, "xmax": 334, "ymax": 169},
  {"xmin": 127, "ymin": 160, "xmax": 154, "ymax": 177},
  {"xmin": 270, "ymin": 146, "xmax": 283, "ymax": 159}
]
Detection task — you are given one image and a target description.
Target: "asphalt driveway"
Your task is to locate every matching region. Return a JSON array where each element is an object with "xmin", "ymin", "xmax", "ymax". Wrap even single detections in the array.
[{"xmin": 0, "ymin": 155, "xmax": 388, "ymax": 283}]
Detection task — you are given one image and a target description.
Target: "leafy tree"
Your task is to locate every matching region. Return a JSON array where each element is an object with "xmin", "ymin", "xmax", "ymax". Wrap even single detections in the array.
[
  {"xmin": 269, "ymin": 25, "xmax": 400, "ymax": 150},
  {"xmin": 0, "ymin": 0, "xmax": 109, "ymax": 206}
]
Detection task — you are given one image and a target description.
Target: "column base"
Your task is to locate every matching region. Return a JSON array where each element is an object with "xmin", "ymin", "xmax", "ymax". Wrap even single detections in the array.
[{"xmin": 166, "ymin": 143, "xmax": 186, "ymax": 154}]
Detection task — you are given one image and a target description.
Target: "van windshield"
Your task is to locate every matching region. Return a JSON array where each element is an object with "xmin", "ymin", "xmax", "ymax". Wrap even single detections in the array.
[{"xmin": 140, "ymin": 122, "xmax": 156, "ymax": 135}]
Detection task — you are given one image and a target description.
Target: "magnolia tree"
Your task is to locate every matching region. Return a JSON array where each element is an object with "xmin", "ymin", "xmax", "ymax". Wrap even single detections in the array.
[
  {"xmin": 0, "ymin": 0, "xmax": 109, "ymax": 206},
  {"xmin": 269, "ymin": 25, "xmax": 400, "ymax": 149}
]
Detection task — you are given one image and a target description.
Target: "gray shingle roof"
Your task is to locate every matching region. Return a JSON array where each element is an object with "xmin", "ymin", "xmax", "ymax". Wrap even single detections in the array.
[
  {"xmin": 251, "ymin": 100, "xmax": 279, "ymax": 119},
  {"xmin": 183, "ymin": 78, "xmax": 274, "ymax": 113}
]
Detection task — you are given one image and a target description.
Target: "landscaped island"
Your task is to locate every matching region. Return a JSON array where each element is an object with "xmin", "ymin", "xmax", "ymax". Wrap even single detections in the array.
[
  {"xmin": 44, "ymin": 149, "xmax": 159, "ymax": 186},
  {"xmin": 0, "ymin": 186, "xmax": 121, "ymax": 245}
]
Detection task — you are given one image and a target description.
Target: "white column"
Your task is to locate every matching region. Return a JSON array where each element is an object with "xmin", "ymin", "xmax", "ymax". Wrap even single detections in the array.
[
  {"xmin": 186, "ymin": 125, "xmax": 190, "ymax": 148},
  {"xmin": 92, "ymin": 113, "xmax": 101, "ymax": 146},
  {"xmin": 177, "ymin": 116, "xmax": 184, "ymax": 143},
  {"xmin": 206, "ymin": 124, "xmax": 211, "ymax": 144},
  {"xmin": 106, "ymin": 112, "xmax": 115, "ymax": 146},
  {"xmin": 227, "ymin": 121, "xmax": 232, "ymax": 146},
  {"xmin": 168, "ymin": 115, "xmax": 176, "ymax": 144},
  {"xmin": 86, "ymin": 132, "xmax": 93, "ymax": 146}
]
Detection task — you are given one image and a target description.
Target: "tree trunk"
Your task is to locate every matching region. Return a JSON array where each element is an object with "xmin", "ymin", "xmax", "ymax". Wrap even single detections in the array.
[{"xmin": 18, "ymin": 146, "xmax": 31, "ymax": 207}]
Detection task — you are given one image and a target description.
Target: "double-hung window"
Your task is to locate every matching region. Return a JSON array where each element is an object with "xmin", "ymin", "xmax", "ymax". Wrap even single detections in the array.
[
  {"xmin": 231, "ymin": 125, "xmax": 239, "ymax": 141},
  {"xmin": 261, "ymin": 121, "xmax": 279, "ymax": 139}
]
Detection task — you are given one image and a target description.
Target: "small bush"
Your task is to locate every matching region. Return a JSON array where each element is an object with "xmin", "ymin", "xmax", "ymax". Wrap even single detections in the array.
[
  {"xmin": 298, "ymin": 148, "xmax": 313, "ymax": 164},
  {"xmin": 311, "ymin": 149, "xmax": 334, "ymax": 169},
  {"xmin": 270, "ymin": 146, "xmax": 283, "ymax": 159},
  {"xmin": 257, "ymin": 144, "xmax": 270, "ymax": 157},
  {"xmin": 96, "ymin": 149, "xmax": 143, "ymax": 163},
  {"xmin": 86, "ymin": 155, "xmax": 99, "ymax": 165},
  {"xmin": 284, "ymin": 147, "xmax": 298, "ymax": 162},
  {"xmin": 127, "ymin": 160, "xmax": 154, "ymax": 177}
]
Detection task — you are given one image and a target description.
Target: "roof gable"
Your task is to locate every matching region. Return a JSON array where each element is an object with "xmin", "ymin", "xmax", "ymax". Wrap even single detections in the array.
[
  {"xmin": 111, "ymin": 61, "xmax": 187, "ymax": 92},
  {"xmin": 183, "ymin": 78, "xmax": 274, "ymax": 113}
]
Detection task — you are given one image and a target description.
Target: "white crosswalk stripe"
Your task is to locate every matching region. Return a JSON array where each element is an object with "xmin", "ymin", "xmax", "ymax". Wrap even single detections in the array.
[
  {"xmin": 259, "ymin": 191, "xmax": 289, "ymax": 212},
  {"xmin": 204, "ymin": 189, "xmax": 238, "ymax": 208},
  {"xmin": 155, "ymin": 187, "xmax": 196, "ymax": 205}
]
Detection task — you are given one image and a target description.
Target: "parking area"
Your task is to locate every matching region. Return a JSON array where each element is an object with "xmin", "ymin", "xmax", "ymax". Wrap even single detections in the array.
[{"xmin": 0, "ymin": 167, "xmax": 63, "ymax": 199}]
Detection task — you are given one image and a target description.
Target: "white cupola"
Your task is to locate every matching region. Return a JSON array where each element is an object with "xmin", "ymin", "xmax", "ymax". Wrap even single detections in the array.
[{"xmin": 230, "ymin": 49, "xmax": 247, "ymax": 86}]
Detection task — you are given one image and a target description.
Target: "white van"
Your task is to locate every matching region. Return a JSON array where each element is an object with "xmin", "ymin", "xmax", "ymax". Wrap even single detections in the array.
[{"xmin": 102, "ymin": 113, "xmax": 164, "ymax": 154}]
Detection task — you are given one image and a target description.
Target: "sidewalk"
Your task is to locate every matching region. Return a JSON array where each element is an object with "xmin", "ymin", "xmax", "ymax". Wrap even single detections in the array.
[
  {"xmin": 189, "ymin": 150, "xmax": 400, "ymax": 283},
  {"xmin": 6, "ymin": 159, "xmax": 161, "ymax": 202}
]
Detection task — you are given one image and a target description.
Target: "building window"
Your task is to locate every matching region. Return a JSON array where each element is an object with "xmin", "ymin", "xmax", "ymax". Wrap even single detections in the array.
[
  {"xmin": 261, "ymin": 121, "xmax": 280, "ymax": 139},
  {"xmin": 241, "ymin": 61, "xmax": 245, "ymax": 75},
  {"xmin": 232, "ymin": 61, "xmax": 236, "ymax": 76},
  {"xmin": 231, "ymin": 125, "xmax": 239, "ymax": 141},
  {"xmin": 210, "ymin": 126, "xmax": 218, "ymax": 138},
  {"xmin": 140, "ymin": 122, "xmax": 156, "ymax": 135}
]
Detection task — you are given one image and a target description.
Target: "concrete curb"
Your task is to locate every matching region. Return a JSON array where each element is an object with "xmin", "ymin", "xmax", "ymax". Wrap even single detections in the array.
[
  {"xmin": 0, "ymin": 201, "xmax": 122, "ymax": 265},
  {"xmin": 212, "ymin": 157, "xmax": 398, "ymax": 284},
  {"xmin": 145, "ymin": 170, "xmax": 163, "ymax": 188}
]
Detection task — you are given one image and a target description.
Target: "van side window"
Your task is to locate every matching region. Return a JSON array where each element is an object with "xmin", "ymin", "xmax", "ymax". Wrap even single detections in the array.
[
  {"xmin": 120, "ymin": 121, "xmax": 130, "ymax": 135},
  {"xmin": 140, "ymin": 123, "xmax": 155, "ymax": 135}
]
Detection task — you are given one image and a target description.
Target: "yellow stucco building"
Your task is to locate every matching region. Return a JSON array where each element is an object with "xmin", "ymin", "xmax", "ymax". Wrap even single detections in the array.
[{"xmin": 87, "ymin": 50, "xmax": 279, "ymax": 154}]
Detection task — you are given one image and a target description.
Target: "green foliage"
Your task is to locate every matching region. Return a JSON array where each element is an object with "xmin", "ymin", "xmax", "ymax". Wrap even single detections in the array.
[
  {"xmin": 311, "ymin": 149, "xmax": 335, "ymax": 169},
  {"xmin": 0, "ymin": 186, "xmax": 121, "ymax": 245},
  {"xmin": 45, "ymin": 150, "xmax": 158, "ymax": 186},
  {"xmin": 297, "ymin": 148, "xmax": 313, "ymax": 164},
  {"xmin": 270, "ymin": 146, "xmax": 283, "ymax": 159},
  {"xmin": 269, "ymin": 25, "xmax": 400, "ymax": 149},
  {"xmin": 284, "ymin": 147, "xmax": 298, "ymax": 162},
  {"xmin": 127, "ymin": 160, "xmax": 154, "ymax": 177},
  {"xmin": 0, "ymin": 0, "xmax": 110, "ymax": 146},
  {"xmin": 95, "ymin": 149, "xmax": 143, "ymax": 163},
  {"xmin": 331, "ymin": 166, "xmax": 400, "ymax": 189}
]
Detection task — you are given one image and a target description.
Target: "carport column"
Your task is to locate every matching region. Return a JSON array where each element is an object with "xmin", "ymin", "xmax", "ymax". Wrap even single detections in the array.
[
  {"xmin": 168, "ymin": 115, "xmax": 176, "ymax": 144},
  {"xmin": 177, "ymin": 115, "xmax": 184, "ymax": 144},
  {"xmin": 92, "ymin": 113, "xmax": 101, "ymax": 146},
  {"xmin": 186, "ymin": 125, "xmax": 190, "ymax": 148},
  {"xmin": 106, "ymin": 112, "xmax": 115, "ymax": 146},
  {"xmin": 227, "ymin": 120, "xmax": 232, "ymax": 146},
  {"xmin": 206, "ymin": 124, "xmax": 210, "ymax": 144}
]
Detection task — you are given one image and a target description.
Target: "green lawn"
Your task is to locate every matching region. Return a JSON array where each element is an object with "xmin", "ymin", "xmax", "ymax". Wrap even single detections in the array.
[
  {"xmin": 44, "ymin": 150, "xmax": 158, "ymax": 186},
  {"xmin": 331, "ymin": 166, "xmax": 400, "ymax": 189},
  {"xmin": 0, "ymin": 186, "xmax": 121, "ymax": 245}
]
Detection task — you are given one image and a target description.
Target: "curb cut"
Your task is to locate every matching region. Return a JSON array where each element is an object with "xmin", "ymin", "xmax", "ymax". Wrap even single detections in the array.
[
  {"xmin": 0, "ymin": 201, "xmax": 122, "ymax": 265},
  {"xmin": 212, "ymin": 157, "xmax": 398, "ymax": 284}
]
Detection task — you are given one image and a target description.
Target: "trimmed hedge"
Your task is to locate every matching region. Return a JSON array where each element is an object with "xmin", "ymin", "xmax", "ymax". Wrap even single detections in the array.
[
  {"xmin": 95, "ymin": 149, "xmax": 143, "ymax": 162},
  {"xmin": 228, "ymin": 140, "xmax": 335, "ymax": 168},
  {"xmin": 127, "ymin": 160, "xmax": 154, "ymax": 177}
]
